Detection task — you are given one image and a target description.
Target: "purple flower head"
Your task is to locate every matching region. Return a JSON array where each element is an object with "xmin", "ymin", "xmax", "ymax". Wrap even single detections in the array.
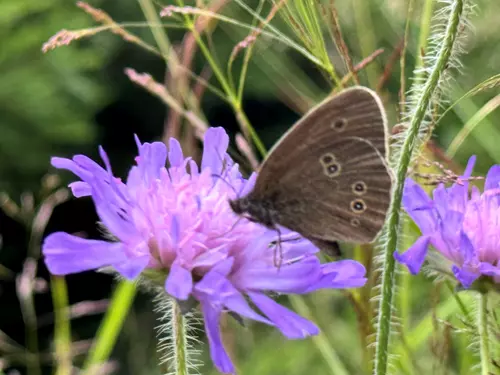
[
  {"xmin": 395, "ymin": 156, "xmax": 500, "ymax": 288},
  {"xmin": 43, "ymin": 127, "xmax": 367, "ymax": 374}
]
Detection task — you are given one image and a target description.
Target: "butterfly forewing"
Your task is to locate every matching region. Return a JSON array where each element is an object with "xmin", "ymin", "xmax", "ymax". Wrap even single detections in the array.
[
  {"xmin": 247, "ymin": 86, "xmax": 392, "ymax": 244},
  {"xmin": 254, "ymin": 86, "xmax": 389, "ymax": 195}
]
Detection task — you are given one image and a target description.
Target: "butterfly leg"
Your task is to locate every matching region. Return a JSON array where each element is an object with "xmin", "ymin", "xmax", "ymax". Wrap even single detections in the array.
[{"xmin": 272, "ymin": 227, "xmax": 284, "ymax": 270}]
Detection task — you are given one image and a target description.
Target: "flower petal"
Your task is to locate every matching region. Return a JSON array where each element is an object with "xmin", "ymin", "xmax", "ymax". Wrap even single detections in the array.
[
  {"xmin": 68, "ymin": 181, "xmax": 92, "ymax": 197},
  {"xmin": 165, "ymin": 261, "xmax": 193, "ymax": 300},
  {"xmin": 485, "ymin": 165, "xmax": 500, "ymax": 190},
  {"xmin": 91, "ymin": 186, "xmax": 139, "ymax": 243},
  {"xmin": 43, "ymin": 232, "xmax": 127, "ymax": 275},
  {"xmin": 452, "ymin": 265, "xmax": 478, "ymax": 288},
  {"xmin": 136, "ymin": 141, "xmax": 167, "ymax": 184},
  {"xmin": 439, "ymin": 211, "xmax": 464, "ymax": 258},
  {"xmin": 403, "ymin": 178, "xmax": 437, "ymax": 234},
  {"xmin": 168, "ymin": 138, "xmax": 184, "ymax": 167},
  {"xmin": 113, "ymin": 254, "xmax": 150, "ymax": 279},
  {"xmin": 239, "ymin": 172, "xmax": 257, "ymax": 196},
  {"xmin": 464, "ymin": 155, "xmax": 476, "ymax": 177},
  {"xmin": 432, "ymin": 184, "xmax": 448, "ymax": 219},
  {"xmin": 194, "ymin": 265, "xmax": 272, "ymax": 325},
  {"xmin": 306, "ymin": 260, "xmax": 367, "ymax": 292},
  {"xmin": 194, "ymin": 258, "xmax": 235, "ymax": 305},
  {"xmin": 479, "ymin": 262, "xmax": 500, "ymax": 278},
  {"xmin": 202, "ymin": 127, "xmax": 229, "ymax": 173},
  {"xmin": 201, "ymin": 303, "xmax": 235, "ymax": 374},
  {"xmin": 459, "ymin": 231, "xmax": 476, "ymax": 264},
  {"xmin": 232, "ymin": 256, "xmax": 321, "ymax": 294},
  {"xmin": 248, "ymin": 292, "xmax": 319, "ymax": 339},
  {"xmin": 445, "ymin": 156, "xmax": 476, "ymax": 213},
  {"xmin": 394, "ymin": 236, "xmax": 430, "ymax": 274},
  {"xmin": 51, "ymin": 156, "xmax": 105, "ymax": 182}
]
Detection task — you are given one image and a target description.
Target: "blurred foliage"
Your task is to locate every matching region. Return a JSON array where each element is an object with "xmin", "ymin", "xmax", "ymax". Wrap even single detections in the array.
[
  {"xmin": 0, "ymin": 0, "xmax": 114, "ymax": 193},
  {"xmin": 1, "ymin": 0, "xmax": 500, "ymax": 375}
]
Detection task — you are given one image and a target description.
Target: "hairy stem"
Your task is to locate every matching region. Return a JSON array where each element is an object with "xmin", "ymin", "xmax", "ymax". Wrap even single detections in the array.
[
  {"xmin": 171, "ymin": 300, "xmax": 188, "ymax": 375},
  {"xmin": 373, "ymin": 1, "xmax": 464, "ymax": 374},
  {"xmin": 156, "ymin": 295, "xmax": 199, "ymax": 375},
  {"xmin": 478, "ymin": 292, "xmax": 491, "ymax": 375}
]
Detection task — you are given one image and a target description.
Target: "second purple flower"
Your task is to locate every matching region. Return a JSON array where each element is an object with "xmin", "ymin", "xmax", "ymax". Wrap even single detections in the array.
[{"xmin": 395, "ymin": 156, "xmax": 500, "ymax": 288}]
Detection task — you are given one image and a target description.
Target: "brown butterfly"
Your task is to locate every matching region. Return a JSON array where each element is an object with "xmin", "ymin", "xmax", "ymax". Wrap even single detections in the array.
[{"xmin": 229, "ymin": 87, "xmax": 393, "ymax": 257}]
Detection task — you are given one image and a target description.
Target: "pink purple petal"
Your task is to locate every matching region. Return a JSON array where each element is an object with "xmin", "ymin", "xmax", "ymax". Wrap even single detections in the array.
[
  {"xmin": 202, "ymin": 127, "xmax": 229, "ymax": 173},
  {"xmin": 394, "ymin": 236, "xmax": 430, "ymax": 274},
  {"xmin": 403, "ymin": 178, "xmax": 437, "ymax": 234},
  {"xmin": 452, "ymin": 265, "xmax": 479, "ymax": 288},
  {"xmin": 168, "ymin": 138, "xmax": 184, "ymax": 167},
  {"xmin": 165, "ymin": 261, "xmax": 193, "ymax": 300},
  {"xmin": 201, "ymin": 303, "xmax": 235, "ymax": 374},
  {"xmin": 43, "ymin": 232, "xmax": 127, "ymax": 275},
  {"xmin": 248, "ymin": 292, "xmax": 319, "ymax": 339},
  {"xmin": 232, "ymin": 256, "xmax": 321, "ymax": 293},
  {"xmin": 305, "ymin": 260, "xmax": 367, "ymax": 291}
]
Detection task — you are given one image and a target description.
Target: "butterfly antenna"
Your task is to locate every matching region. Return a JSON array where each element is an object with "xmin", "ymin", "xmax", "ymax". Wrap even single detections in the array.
[
  {"xmin": 210, "ymin": 173, "xmax": 239, "ymax": 197},
  {"xmin": 206, "ymin": 216, "xmax": 247, "ymax": 244}
]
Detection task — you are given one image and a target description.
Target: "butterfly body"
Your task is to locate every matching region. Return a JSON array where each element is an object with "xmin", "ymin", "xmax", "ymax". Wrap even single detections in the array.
[
  {"xmin": 229, "ymin": 87, "xmax": 393, "ymax": 255},
  {"xmin": 229, "ymin": 195, "xmax": 279, "ymax": 228}
]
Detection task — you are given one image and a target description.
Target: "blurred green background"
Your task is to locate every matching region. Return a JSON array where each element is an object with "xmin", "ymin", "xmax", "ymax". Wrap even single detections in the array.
[{"xmin": 1, "ymin": 0, "xmax": 500, "ymax": 374}]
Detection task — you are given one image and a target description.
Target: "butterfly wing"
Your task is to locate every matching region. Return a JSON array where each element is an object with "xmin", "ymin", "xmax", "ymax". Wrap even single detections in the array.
[
  {"xmin": 272, "ymin": 136, "xmax": 392, "ymax": 243},
  {"xmin": 250, "ymin": 87, "xmax": 392, "ymax": 243},
  {"xmin": 255, "ymin": 86, "xmax": 388, "ymax": 187}
]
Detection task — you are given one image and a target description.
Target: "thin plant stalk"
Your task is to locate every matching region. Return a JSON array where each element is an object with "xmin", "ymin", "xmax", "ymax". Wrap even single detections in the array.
[
  {"xmin": 234, "ymin": 0, "xmax": 266, "ymax": 102},
  {"xmin": 416, "ymin": 0, "xmax": 435, "ymax": 73},
  {"xmin": 374, "ymin": 1, "xmax": 465, "ymax": 374},
  {"xmin": 352, "ymin": 0, "xmax": 379, "ymax": 87},
  {"xmin": 82, "ymin": 280, "xmax": 137, "ymax": 375},
  {"xmin": 289, "ymin": 296, "xmax": 349, "ymax": 375},
  {"xmin": 446, "ymin": 94, "xmax": 500, "ymax": 158},
  {"xmin": 138, "ymin": 0, "xmax": 177, "ymax": 64},
  {"xmin": 478, "ymin": 292, "xmax": 491, "ymax": 375},
  {"xmin": 400, "ymin": 0, "xmax": 414, "ymax": 110},
  {"xmin": 176, "ymin": 5, "xmax": 267, "ymax": 157},
  {"xmin": 172, "ymin": 303, "xmax": 188, "ymax": 375},
  {"xmin": 162, "ymin": 299, "xmax": 189, "ymax": 375},
  {"xmin": 17, "ymin": 261, "xmax": 41, "ymax": 375},
  {"xmin": 51, "ymin": 276, "xmax": 72, "ymax": 375}
]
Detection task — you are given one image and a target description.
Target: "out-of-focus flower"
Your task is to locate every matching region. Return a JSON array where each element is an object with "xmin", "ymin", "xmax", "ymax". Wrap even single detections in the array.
[
  {"xmin": 43, "ymin": 127, "xmax": 367, "ymax": 374},
  {"xmin": 395, "ymin": 156, "xmax": 500, "ymax": 288}
]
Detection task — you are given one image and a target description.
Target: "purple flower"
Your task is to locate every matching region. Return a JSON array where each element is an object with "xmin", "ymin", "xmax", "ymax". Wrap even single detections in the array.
[
  {"xmin": 43, "ymin": 127, "xmax": 367, "ymax": 374},
  {"xmin": 395, "ymin": 156, "xmax": 500, "ymax": 288}
]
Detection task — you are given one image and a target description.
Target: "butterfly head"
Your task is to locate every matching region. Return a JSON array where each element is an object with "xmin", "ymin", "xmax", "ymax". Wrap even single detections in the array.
[
  {"xmin": 229, "ymin": 197, "xmax": 277, "ymax": 229},
  {"xmin": 228, "ymin": 197, "xmax": 251, "ymax": 215}
]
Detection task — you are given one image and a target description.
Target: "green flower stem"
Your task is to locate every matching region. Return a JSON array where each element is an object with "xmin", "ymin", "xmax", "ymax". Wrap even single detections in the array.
[
  {"xmin": 82, "ymin": 280, "xmax": 137, "ymax": 375},
  {"xmin": 170, "ymin": 299, "xmax": 188, "ymax": 375},
  {"xmin": 51, "ymin": 276, "xmax": 72, "ymax": 375},
  {"xmin": 174, "ymin": 0, "xmax": 267, "ymax": 158},
  {"xmin": 137, "ymin": 0, "xmax": 175, "ymax": 62},
  {"xmin": 478, "ymin": 292, "xmax": 491, "ymax": 375},
  {"xmin": 373, "ymin": 1, "xmax": 464, "ymax": 375},
  {"xmin": 416, "ymin": 0, "xmax": 435, "ymax": 73},
  {"xmin": 352, "ymin": 0, "xmax": 379, "ymax": 88},
  {"xmin": 189, "ymin": 28, "xmax": 267, "ymax": 157},
  {"xmin": 289, "ymin": 296, "xmax": 349, "ymax": 375}
]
